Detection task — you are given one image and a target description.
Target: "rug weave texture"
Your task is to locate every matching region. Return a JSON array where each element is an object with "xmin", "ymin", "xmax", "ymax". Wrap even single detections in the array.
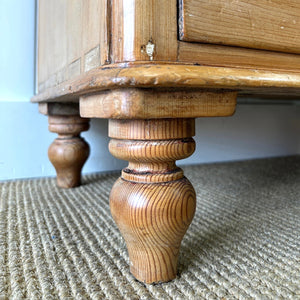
[{"xmin": 0, "ymin": 157, "xmax": 299, "ymax": 300}]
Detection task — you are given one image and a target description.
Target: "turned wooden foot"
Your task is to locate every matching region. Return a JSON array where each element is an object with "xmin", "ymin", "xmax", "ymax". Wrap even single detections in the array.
[
  {"xmin": 48, "ymin": 115, "xmax": 90, "ymax": 188},
  {"xmin": 109, "ymin": 118, "xmax": 196, "ymax": 283}
]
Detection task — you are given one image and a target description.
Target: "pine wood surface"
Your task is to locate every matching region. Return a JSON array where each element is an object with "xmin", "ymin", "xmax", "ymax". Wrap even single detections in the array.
[
  {"xmin": 109, "ymin": 118, "xmax": 196, "ymax": 283},
  {"xmin": 34, "ymin": 0, "xmax": 300, "ymax": 285},
  {"xmin": 38, "ymin": 0, "xmax": 109, "ymax": 91},
  {"xmin": 110, "ymin": 177, "xmax": 196, "ymax": 283},
  {"xmin": 111, "ymin": 0, "xmax": 177, "ymax": 62},
  {"xmin": 179, "ymin": 0, "xmax": 300, "ymax": 54},
  {"xmin": 178, "ymin": 42, "xmax": 300, "ymax": 73},
  {"xmin": 39, "ymin": 103, "xmax": 80, "ymax": 116},
  {"xmin": 35, "ymin": 0, "xmax": 300, "ymax": 99},
  {"xmin": 80, "ymin": 89, "xmax": 236, "ymax": 119},
  {"xmin": 109, "ymin": 118, "xmax": 195, "ymax": 140},
  {"xmin": 31, "ymin": 63, "xmax": 300, "ymax": 104},
  {"xmin": 48, "ymin": 115, "xmax": 90, "ymax": 188}
]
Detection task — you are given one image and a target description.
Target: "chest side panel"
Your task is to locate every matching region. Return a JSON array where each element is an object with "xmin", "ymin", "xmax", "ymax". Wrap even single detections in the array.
[{"xmin": 38, "ymin": 0, "xmax": 109, "ymax": 93}]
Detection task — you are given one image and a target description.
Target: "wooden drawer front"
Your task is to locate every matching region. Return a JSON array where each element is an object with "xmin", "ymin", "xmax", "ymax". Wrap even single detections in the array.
[{"xmin": 179, "ymin": 0, "xmax": 300, "ymax": 54}]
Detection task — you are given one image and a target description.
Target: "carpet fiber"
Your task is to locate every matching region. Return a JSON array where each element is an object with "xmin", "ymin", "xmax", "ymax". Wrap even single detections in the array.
[{"xmin": 0, "ymin": 157, "xmax": 299, "ymax": 299}]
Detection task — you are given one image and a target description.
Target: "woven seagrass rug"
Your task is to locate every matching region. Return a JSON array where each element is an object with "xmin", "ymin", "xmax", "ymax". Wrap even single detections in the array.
[{"xmin": 0, "ymin": 156, "xmax": 299, "ymax": 300}]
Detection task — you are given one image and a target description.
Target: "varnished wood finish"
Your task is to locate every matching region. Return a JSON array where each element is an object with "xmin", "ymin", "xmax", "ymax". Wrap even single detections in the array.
[
  {"xmin": 80, "ymin": 89, "xmax": 236, "ymax": 119},
  {"xmin": 48, "ymin": 115, "xmax": 90, "ymax": 188},
  {"xmin": 179, "ymin": 0, "xmax": 300, "ymax": 54},
  {"xmin": 109, "ymin": 118, "xmax": 195, "ymax": 140},
  {"xmin": 111, "ymin": 0, "xmax": 177, "ymax": 62},
  {"xmin": 34, "ymin": 0, "xmax": 300, "ymax": 102},
  {"xmin": 39, "ymin": 102, "xmax": 79, "ymax": 116},
  {"xmin": 109, "ymin": 119, "xmax": 196, "ymax": 283},
  {"xmin": 110, "ymin": 177, "xmax": 196, "ymax": 283},
  {"xmin": 32, "ymin": 63, "xmax": 300, "ymax": 104},
  {"xmin": 34, "ymin": 0, "xmax": 300, "ymax": 285},
  {"xmin": 178, "ymin": 42, "xmax": 300, "ymax": 73},
  {"xmin": 38, "ymin": 0, "xmax": 109, "ymax": 92}
]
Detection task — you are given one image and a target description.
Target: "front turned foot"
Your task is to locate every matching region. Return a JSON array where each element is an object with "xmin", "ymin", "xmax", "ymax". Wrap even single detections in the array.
[
  {"xmin": 48, "ymin": 115, "xmax": 90, "ymax": 188},
  {"xmin": 108, "ymin": 118, "xmax": 196, "ymax": 283}
]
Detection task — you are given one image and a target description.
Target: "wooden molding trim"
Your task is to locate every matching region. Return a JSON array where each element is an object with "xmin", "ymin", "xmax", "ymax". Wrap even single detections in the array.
[
  {"xmin": 80, "ymin": 88, "xmax": 237, "ymax": 119},
  {"xmin": 31, "ymin": 63, "xmax": 300, "ymax": 103}
]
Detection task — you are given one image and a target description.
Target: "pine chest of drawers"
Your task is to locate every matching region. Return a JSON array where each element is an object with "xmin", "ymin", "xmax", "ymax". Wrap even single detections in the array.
[{"xmin": 32, "ymin": 0, "xmax": 300, "ymax": 283}]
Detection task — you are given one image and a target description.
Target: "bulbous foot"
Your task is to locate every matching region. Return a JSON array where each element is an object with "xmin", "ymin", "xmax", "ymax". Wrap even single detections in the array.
[
  {"xmin": 48, "ymin": 115, "xmax": 90, "ymax": 188},
  {"xmin": 110, "ymin": 177, "xmax": 196, "ymax": 283},
  {"xmin": 108, "ymin": 118, "xmax": 196, "ymax": 283}
]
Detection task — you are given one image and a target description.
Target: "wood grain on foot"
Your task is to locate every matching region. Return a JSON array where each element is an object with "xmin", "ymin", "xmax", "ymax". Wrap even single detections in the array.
[
  {"xmin": 48, "ymin": 115, "xmax": 90, "ymax": 188},
  {"xmin": 109, "ymin": 118, "xmax": 196, "ymax": 283}
]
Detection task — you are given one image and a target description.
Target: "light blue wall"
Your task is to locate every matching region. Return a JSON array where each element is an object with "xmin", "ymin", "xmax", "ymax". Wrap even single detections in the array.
[
  {"xmin": 1, "ymin": 101, "xmax": 299, "ymax": 181},
  {"xmin": 0, "ymin": 1, "xmax": 299, "ymax": 181},
  {"xmin": 0, "ymin": 0, "xmax": 35, "ymax": 102},
  {"xmin": 0, "ymin": 102, "xmax": 126, "ymax": 180}
]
